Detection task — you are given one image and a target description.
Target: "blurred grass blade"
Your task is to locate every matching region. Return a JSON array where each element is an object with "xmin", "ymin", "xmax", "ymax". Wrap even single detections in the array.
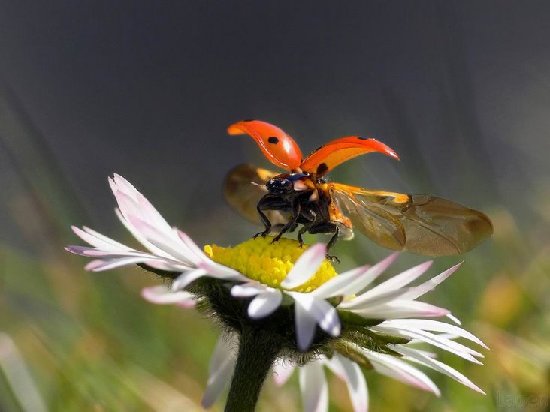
[{"xmin": 0, "ymin": 333, "xmax": 47, "ymax": 412}]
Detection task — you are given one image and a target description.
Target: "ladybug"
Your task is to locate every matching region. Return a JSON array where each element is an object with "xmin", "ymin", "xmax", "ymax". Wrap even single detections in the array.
[{"xmin": 224, "ymin": 120, "xmax": 493, "ymax": 260}]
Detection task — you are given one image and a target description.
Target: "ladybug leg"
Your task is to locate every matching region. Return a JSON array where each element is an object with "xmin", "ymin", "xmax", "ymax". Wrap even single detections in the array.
[
  {"xmin": 326, "ymin": 225, "xmax": 340, "ymax": 250},
  {"xmin": 254, "ymin": 195, "xmax": 282, "ymax": 238},
  {"xmin": 271, "ymin": 202, "xmax": 301, "ymax": 244},
  {"xmin": 307, "ymin": 222, "xmax": 340, "ymax": 263},
  {"xmin": 297, "ymin": 224, "xmax": 310, "ymax": 247},
  {"xmin": 254, "ymin": 204, "xmax": 272, "ymax": 238},
  {"xmin": 296, "ymin": 216, "xmax": 317, "ymax": 247},
  {"xmin": 326, "ymin": 226, "xmax": 340, "ymax": 263},
  {"xmin": 298, "ymin": 222, "xmax": 314, "ymax": 247},
  {"xmin": 255, "ymin": 194, "xmax": 292, "ymax": 238}
]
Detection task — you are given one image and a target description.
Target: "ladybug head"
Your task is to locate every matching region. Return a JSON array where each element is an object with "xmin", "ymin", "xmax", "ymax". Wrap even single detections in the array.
[{"xmin": 266, "ymin": 176, "xmax": 294, "ymax": 195}]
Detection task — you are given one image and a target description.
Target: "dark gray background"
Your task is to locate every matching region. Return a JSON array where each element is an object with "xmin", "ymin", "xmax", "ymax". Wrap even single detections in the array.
[{"xmin": 1, "ymin": 1, "xmax": 549, "ymax": 251}]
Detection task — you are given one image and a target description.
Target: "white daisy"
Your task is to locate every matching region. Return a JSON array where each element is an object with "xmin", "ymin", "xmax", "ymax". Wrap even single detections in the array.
[{"xmin": 67, "ymin": 174, "xmax": 487, "ymax": 411}]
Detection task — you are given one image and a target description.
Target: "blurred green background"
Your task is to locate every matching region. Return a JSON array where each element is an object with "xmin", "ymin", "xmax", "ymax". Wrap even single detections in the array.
[{"xmin": 0, "ymin": 1, "xmax": 548, "ymax": 411}]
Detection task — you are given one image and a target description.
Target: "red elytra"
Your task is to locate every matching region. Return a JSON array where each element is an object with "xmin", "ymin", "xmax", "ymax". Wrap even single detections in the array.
[
  {"xmin": 228, "ymin": 120, "xmax": 399, "ymax": 176},
  {"xmin": 228, "ymin": 120, "xmax": 303, "ymax": 171}
]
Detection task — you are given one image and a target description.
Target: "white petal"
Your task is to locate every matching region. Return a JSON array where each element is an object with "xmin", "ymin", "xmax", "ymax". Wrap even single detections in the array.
[
  {"xmin": 176, "ymin": 230, "xmax": 210, "ymax": 266},
  {"xmin": 350, "ymin": 300, "xmax": 449, "ymax": 319},
  {"xmin": 201, "ymin": 337, "xmax": 237, "ymax": 408},
  {"xmin": 83, "ymin": 225, "xmax": 132, "ymax": 249},
  {"xmin": 311, "ymin": 265, "xmax": 369, "ymax": 299},
  {"xmin": 338, "ymin": 288, "xmax": 411, "ymax": 311},
  {"xmin": 115, "ymin": 208, "xmax": 174, "ymax": 259},
  {"xmin": 391, "ymin": 345, "xmax": 485, "ymax": 394},
  {"xmin": 113, "ymin": 187, "xmax": 169, "ymax": 238},
  {"xmin": 171, "ymin": 269, "xmax": 207, "ymax": 290},
  {"xmin": 400, "ymin": 263, "xmax": 462, "ymax": 300},
  {"xmin": 75, "ymin": 226, "xmax": 133, "ymax": 251},
  {"xmin": 290, "ymin": 293, "xmax": 340, "ymax": 337},
  {"xmin": 231, "ymin": 283, "xmax": 266, "ymax": 297},
  {"xmin": 197, "ymin": 259, "xmax": 247, "ymax": 282},
  {"xmin": 379, "ymin": 319, "xmax": 488, "ymax": 348},
  {"xmin": 71, "ymin": 226, "xmax": 126, "ymax": 252},
  {"xmin": 362, "ymin": 348, "xmax": 440, "ymax": 396},
  {"xmin": 294, "ymin": 301, "xmax": 318, "ymax": 351},
  {"xmin": 84, "ymin": 256, "xmax": 159, "ymax": 272},
  {"xmin": 321, "ymin": 252, "xmax": 399, "ymax": 298},
  {"xmin": 375, "ymin": 326, "xmax": 483, "ymax": 363},
  {"xmin": 299, "ymin": 362, "xmax": 328, "ymax": 412},
  {"xmin": 110, "ymin": 174, "xmax": 196, "ymax": 263},
  {"xmin": 66, "ymin": 245, "xmax": 140, "ymax": 258},
  {"xmin": 281, "ymin": 243, "xmax": 326, "ymax": 289},
  {"xmin": 349, "ymin": 261, "xmax": 433, "ymax": 307},
  {"xmin": 111, "ymin": 174, "xmax": 175, "ymax": 236},
  {"xmin": 273, "ymin": 359, "xmax": 296, "ymax": 386},
  {"xmin": 141, "ymin": 259, "xmax": 190, "ymax": 272},
  {"xmin": 68, "ymin": 243, "xmax": 189, "ymax": 274},
  {"xmin": 446, "ymin": 313, "xmax": 462, "ymax": 325},
  {"xmin": 141, "ymin": 285, "xmax": 195, "ymax": 307},
  {"xmin": 248, "ymin": 290, "xmax": 283, "ymax": 318},
  {"xmin": 326, "ymin": 355, "xmax": 368, "ymax": 412},
  {"xmin": 67, "ymin": 246, "xmax": 189, "ymax": 273},
  {"xmin": 126, "ymin": 215, "xmax": 194, "ymax": 264}
]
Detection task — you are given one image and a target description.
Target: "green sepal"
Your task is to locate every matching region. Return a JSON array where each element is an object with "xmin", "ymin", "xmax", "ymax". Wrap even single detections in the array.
[
  {"xmin": 338, "ymin": 310, "xmax": 384, "ymax": 328},
  {"xmin": 329, "ymin": 341, "xmax": 373, "ymax": 370}
]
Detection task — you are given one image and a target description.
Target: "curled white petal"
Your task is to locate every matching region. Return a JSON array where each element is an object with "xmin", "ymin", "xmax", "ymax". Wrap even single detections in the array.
[
  {"xmin": 172, "ymin": 269, "xmax": 207, "ymax": 291},
  {"xmin": 248, "ymin": 290, "xmax": 283, "ymax": 318},
  {"xmin": 290, "ymin": 293, "xmax": 340, "ymax": 340},
  {"xmin": 294, "ymin": 302, "xmax": 318, "ymax": 351},
  {"xmin": 231, "ymin": 282, "xmax": 267, "ymax": 297}
]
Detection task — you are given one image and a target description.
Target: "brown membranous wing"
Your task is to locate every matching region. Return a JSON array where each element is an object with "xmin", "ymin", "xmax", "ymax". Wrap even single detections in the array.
[
  {"xmin": 330, "ymin": 183, "xmax": 493, "ymax": 256},
  {"xmin": 223, "ymin": 164, "xmax": 290, "ymax": 227}
]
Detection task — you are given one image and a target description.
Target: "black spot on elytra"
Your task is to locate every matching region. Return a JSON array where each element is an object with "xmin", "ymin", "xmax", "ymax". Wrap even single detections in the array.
[
  {"xmin": 267, "ymin": 136, "xmax": 279, "ymax": 144},
  {"xmin": 316, "ymin": 163, "xmax": 329, "ymax": 175},
  {"xmin": 358, "ymin": 136, "xmax": 369, "ymax": 140},
  {"xmin": 242, "ymin": 119, "xmax": 255, "ymax": 122}
]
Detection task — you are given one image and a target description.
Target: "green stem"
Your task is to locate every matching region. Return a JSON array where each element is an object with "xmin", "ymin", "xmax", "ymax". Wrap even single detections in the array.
[{"xmin": 224, "ymin": 327, "xmax": 281, "ymax": 412}]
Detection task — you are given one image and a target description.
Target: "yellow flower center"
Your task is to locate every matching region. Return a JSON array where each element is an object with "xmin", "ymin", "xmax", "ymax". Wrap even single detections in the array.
[{"xmin": 203, "ymin": 237, "xmax": 337, "ymax": 292}]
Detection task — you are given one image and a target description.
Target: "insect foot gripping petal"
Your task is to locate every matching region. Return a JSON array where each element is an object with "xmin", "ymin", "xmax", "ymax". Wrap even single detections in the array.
[{"xmin": 326, "ymin": 254, "xmax": 341, "ymax": 264}]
